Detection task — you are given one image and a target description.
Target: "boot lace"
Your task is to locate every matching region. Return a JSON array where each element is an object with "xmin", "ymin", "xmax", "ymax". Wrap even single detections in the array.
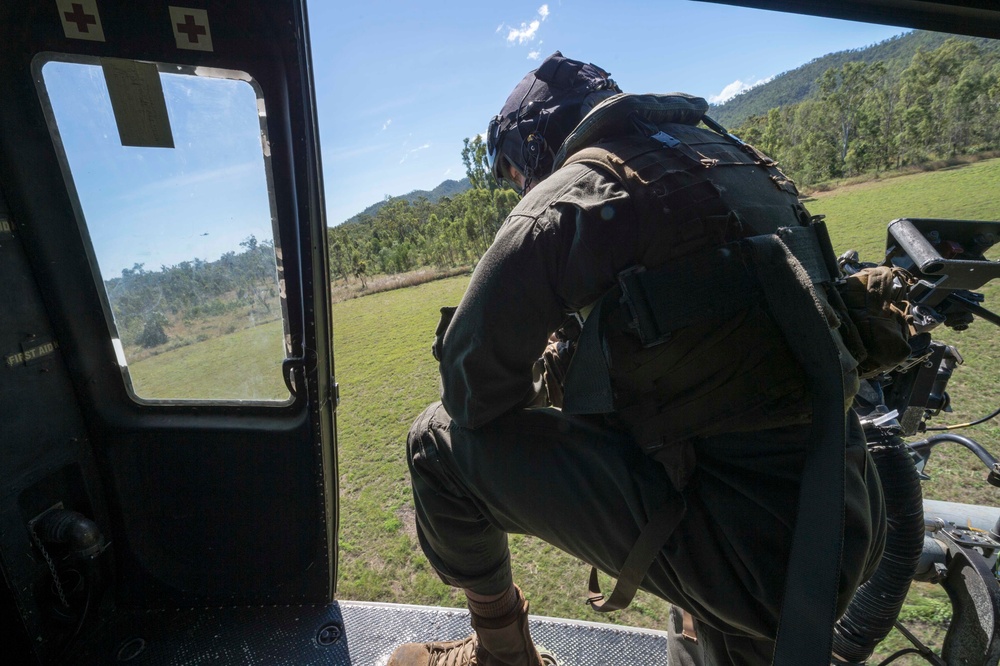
[
  {"xmin": 423, "ymin": 633, "xmax": 559, "ymax": 666},
  {"xmin": 427, "ymin": 634, "xmax": 479, "ymax": 666}
]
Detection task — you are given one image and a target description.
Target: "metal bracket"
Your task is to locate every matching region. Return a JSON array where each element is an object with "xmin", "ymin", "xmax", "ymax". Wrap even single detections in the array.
[{"xmin": 938, "ymin": 531, "xmax": 1000, "ymax": 665}]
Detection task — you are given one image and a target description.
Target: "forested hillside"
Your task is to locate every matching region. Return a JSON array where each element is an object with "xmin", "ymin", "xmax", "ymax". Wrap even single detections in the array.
[
  {"xmin": 711, "ymin": 30, "xmax": 1000, "ymax": 127},
  {"xmin": 327, "ymin": 139, "xmax": 518, "ymax": 285},
  {"xmin": 341, "ymin": 178, "xmax": 471, "ymax": 226},
  {"xmin": 731, "ymin": 37, "xmax": 1000, "ymax": 184}
]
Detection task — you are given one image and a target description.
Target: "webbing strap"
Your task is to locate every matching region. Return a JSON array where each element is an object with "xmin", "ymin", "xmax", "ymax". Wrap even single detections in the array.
[
  {"xmin": 746, "ymin": 235, "xmax": 846, "ymax": 666},
  {"xmin": 575, "ymin": 235, "xmax": 847, "ymax": 666},
  {"xmin": 587, "ymin": 494, "xmax": 687, "ymax": 613},
  {"xmin": 778, "ymin": 225, "xmax": 834, "ymax": 285}
]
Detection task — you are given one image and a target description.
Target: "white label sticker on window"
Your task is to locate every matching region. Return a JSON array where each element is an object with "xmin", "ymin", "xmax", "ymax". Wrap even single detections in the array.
[{"xmin": 101, "ymin": 58, "xmax": 175, "ymax": 149}]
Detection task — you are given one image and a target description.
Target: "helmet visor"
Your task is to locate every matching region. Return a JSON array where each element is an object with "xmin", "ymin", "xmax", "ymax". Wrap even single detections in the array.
[{"xmin": 486, "ymin": 114, "xmax": 511, "ymax": 184}]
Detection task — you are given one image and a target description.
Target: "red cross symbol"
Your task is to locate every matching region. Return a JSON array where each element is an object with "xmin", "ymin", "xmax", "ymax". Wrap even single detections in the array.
[
  {"xmin": 176, "ymin": 13, "xmax": 207, "ymax": 44},
  {"xmin": 63, "ymin": 2, "xmax": 96, "ymax": 33},
  {"xmin": 168, "ymin": 7, "xmax": 212, "ymax": 51}
]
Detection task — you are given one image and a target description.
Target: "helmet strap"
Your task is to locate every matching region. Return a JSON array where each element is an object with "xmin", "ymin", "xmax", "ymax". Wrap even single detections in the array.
[{"xmin": 519, "ymin": 108, "xmax": 553, "ymax": 189}]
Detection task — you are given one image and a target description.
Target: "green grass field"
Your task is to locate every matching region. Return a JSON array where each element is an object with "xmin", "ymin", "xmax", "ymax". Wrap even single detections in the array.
[
  {"xmin": 128, "ymin": 321, "xmax": 288, "ymax": 401},
  {"xmin": 132, "ymin": 158, "xmax": 1000, "ymax": 660}
]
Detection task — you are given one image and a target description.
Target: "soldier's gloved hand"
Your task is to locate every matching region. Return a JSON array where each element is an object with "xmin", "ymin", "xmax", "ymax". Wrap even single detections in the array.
[{"xmin": 541, "ymin": 335, "xmax": 574, "ymax": 409}]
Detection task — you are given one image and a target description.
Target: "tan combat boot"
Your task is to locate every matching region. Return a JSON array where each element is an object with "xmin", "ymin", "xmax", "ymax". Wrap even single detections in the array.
[{"xmin": 386, "ymin": 587, "xmax": 557, "ymax": 665}]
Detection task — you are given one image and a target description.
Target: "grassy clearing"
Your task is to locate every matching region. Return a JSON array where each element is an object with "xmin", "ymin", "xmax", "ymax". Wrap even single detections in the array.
[
  {"xmin": 807, "ymin": 158, "xmax": 1000, "ymax": 260},
  {"xmin": 802, "ymin": 151, "xmax": 1000, "ymax": 198},
  {"xmin": 129, "ymin": 319, "xmax": 288, "ymax": 401},
  {"xmin": 330, "ymin": 278, "xmax": 468, "ymax": 607},
  {"xmin": 330, "ymin": 266, "xmax": 472, "ymax": 305},
  {"xmin": 132, "ymin": 159, "xmax": 1000, "ymax": 658}
]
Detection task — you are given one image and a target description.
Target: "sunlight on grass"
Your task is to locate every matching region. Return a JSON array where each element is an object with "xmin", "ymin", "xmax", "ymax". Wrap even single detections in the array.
[
  {"xmin": 129, "ymin": 319, "xmax": 288, "ymax": 401},
  {"xmin": 808, "ymin": 159, "xmax": 1000, "ymax": 259}
]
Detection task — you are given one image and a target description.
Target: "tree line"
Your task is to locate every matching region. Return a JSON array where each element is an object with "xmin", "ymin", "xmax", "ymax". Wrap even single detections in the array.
[
  {"xmin": 731, "ymin": 38, "xmax": 1000, "ymax": 184},
  {"xmin": 105, "ymin": 236, "xmax": 279, "ymax": 350},
  {"xmin": 327, "ymin": 138, "xmax": 520, "ymax": 285},
  {"xmin": 329, "ymin": 38, "xmax": 999, "ymax": 287},
  {"xmin": 708, "ymin": 30, "xmax": 997, "ymax": 129}
]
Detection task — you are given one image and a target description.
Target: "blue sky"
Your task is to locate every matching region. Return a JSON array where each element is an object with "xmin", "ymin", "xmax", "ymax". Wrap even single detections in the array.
[
  {"xmin": 314, "ymin": 0, "xmax": 909, "ymax": 225},
  {"xmin": 41, "ymin": 1, "xmax": 912, "ymax": 277},
  {"xmin": 43, "ymin": 61, "xmax": 274, "ymax": 277}
]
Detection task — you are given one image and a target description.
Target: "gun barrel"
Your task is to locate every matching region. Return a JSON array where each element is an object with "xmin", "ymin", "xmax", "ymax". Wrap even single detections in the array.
[{"xmin": 923, "ymin": 498, "xmax": 1000, "ymax": 534}]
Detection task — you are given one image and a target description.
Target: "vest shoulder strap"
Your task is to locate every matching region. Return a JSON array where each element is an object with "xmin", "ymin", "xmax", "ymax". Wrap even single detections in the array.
[{"xmin": 562, "ymin": 137, "xmax": 743, "ymax": 262}]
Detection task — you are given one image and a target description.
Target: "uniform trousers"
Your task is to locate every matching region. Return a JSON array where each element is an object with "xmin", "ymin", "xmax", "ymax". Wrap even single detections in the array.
[{"xmin": 407, "ymin": 401, "xmax": 886, "ymax": 665}]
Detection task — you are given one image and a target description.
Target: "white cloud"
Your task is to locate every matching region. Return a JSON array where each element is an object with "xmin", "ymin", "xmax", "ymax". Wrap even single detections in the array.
[
  {"xmin": 505, "ymin": 5, "xmax": 550, "ymax": 44},
  {"xmin": 508, "ymin": 20, "xmax": 540, "ymax": 44},
  {"xmin": 708, "ymin": 76, "xmax": 774, "ymax": 104},
  {"xmin": 528, "ymin": 50, "xmax": 541, "ymax": 60},
  {"xmin": 382, "ymin": 119, "xmax": 392, "ymax": 131},
  {"xmin": 399, "ymin": 143, "xmax": 431, "ymax": 164},
  {"xmin": 324, "ymin": 142, "xmax": 387, "ymax": 163}
]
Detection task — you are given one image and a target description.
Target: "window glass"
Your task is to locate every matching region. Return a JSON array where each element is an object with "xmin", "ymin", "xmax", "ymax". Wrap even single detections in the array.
[{"xmin": 37, "ymin": 57, "xmax": 290, "ymax": 403}]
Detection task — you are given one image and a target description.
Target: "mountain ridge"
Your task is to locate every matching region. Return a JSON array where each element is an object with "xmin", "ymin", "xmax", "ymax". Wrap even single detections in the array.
[
  {"xmin": 339, "ymin": 178, "xmax": 471, "ymax": 226},
  {"xmin": 710, "ymin": 29, "xmax": 1000, "ymax": 128}
]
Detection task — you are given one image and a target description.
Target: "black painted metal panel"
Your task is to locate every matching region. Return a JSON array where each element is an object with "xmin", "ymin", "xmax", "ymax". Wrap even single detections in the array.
[
  {"xmin": 692, "ymin": 1, "xmax": 1000, "ymax": 39},
  {"xmin": 0, "ymin": 0, "xmax": 336, "ymax": 615}
]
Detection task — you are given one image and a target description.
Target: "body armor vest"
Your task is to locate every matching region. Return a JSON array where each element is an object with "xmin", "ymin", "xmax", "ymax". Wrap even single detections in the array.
[
  {"xmin": 555, "ymin": 95, "xmax": 860, "ymax": 666},
  {"xmin": 556, "ymin": 96, "xmax": 853, "ymax": 476}
]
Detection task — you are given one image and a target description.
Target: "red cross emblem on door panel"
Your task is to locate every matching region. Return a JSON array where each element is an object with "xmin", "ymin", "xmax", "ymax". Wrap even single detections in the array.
[
  {"xmin": 168, "ymin": 6, "xmax": 213, "ymax": 52},
  {"xmin": 176, "ymin": 14, "xmax": 206, "ymax": 43},
  {"xmin": 56, "ymin": 0, "xmax": 105, "ymax": 42}
]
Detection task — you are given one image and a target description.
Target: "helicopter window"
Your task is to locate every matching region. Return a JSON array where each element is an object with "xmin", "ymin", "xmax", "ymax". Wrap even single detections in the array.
[{"xmin": 35, "ymin": 56, "xmax": 291, "ymax": 404}]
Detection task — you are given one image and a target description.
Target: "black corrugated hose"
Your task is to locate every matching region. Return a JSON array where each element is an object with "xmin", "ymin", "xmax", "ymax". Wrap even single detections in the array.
[{"xmin": 832, "ymin": 437, "xmax": 926, "ymax": 663}]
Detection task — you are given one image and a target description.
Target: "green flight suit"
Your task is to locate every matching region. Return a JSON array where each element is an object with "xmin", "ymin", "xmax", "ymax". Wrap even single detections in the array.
[{"xmin": 407, "ymin": 139, "xmax": 885, "ymax": 665}]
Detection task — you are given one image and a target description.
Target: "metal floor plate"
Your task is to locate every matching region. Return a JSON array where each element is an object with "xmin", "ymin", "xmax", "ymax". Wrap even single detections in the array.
[{"xmin": 68, "ymin": 599, "xmax": 669, "ymax": 665}]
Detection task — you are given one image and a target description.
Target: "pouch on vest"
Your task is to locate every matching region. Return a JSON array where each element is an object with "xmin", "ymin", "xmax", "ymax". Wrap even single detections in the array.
[
  {"xmin": 431, "ymin": 306, "xmax": 458, "ymax": 362},
  {"xmin": 836, "ymin": 266, "xmax": 914, "ymax": 378}
]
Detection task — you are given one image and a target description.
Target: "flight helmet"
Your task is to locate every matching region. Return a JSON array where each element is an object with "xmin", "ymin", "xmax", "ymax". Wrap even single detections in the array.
[{"xmin": 486, "ymin": 52, "xmax": 620, "ymax": 193}]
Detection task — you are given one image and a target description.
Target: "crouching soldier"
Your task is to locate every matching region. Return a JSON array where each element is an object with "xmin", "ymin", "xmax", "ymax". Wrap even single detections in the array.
[{"xmin": 388, "ymin": 52, "xmax": 886, "ymax": 666}]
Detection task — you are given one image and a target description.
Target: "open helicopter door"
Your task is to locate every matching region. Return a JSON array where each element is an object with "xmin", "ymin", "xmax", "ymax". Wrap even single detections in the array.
[{"xmin": 0, "ymin": 1, "xmax": 339, "ymax": 663}]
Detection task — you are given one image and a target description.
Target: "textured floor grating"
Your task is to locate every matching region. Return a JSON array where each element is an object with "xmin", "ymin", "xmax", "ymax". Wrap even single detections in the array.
[{"xmin": 67, "ymin": 600, "xmax": 669, "ymax": 665}]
